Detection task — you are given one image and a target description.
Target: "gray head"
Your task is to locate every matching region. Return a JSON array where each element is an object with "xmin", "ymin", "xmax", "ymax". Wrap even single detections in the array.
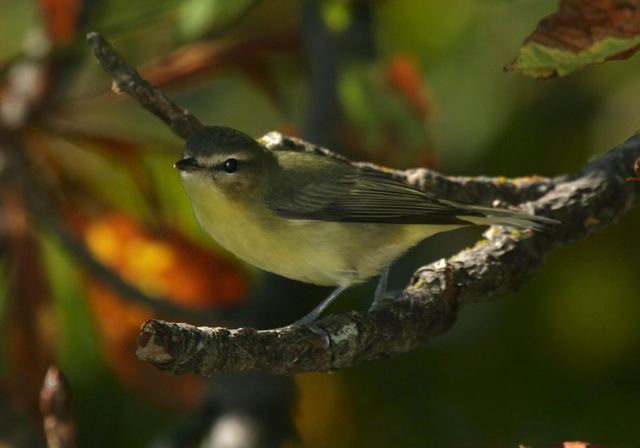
[{"xmin": 175, "ymin": 126, "xmax": 274, "ymax": 196}]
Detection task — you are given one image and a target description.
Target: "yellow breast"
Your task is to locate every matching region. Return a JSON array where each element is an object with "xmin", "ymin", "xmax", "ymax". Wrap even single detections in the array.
[{"xmin": 181, "ymin": 173, "xmax": 451, "ymax": 286}]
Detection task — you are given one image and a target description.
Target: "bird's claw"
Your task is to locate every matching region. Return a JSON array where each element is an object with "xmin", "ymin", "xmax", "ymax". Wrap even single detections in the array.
[
  {"xmin": 278, "ymin": 321, "xmax": 331, "ymax": 348},
  {"xmin": 369, "ymin": 289, "xmax": 400, "ymax": 311},
  {"xmin": 304, "ymin": 322, "xmax": 331, "ymax": 347}
]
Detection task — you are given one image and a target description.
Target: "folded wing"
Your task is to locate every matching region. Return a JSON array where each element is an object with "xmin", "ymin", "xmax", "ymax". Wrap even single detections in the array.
[{"xmin": 267, "ymin": 167, "xmax": 485, "ymax": 225}]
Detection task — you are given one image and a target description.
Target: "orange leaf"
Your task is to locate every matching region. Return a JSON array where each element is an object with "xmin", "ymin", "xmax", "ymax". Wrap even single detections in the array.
[
  {"xmin": 39, "ymin": 0, "xmax": 81, "ymax": 45},
  {"xmin": 80, "ymin": 211, "xmax": 249, "ymax": 309},
  {"xmin": 74, "ymin": 211, "xmax": 250, "ymax": 408}
]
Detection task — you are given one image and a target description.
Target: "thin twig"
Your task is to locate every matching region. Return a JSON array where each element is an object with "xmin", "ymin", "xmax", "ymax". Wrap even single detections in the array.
[{"xmin": 86, "ymin": 32, "xmax": 203, "ymax": 140}]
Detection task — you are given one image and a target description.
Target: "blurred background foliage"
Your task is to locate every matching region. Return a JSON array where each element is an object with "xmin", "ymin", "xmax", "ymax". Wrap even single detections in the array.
[{"xmin": 0, "ymin": 0, "xmax": 639, "ymax": 447}]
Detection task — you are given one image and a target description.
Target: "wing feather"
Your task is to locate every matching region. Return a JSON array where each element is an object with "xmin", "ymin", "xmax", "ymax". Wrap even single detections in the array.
[
  {"xmin": 263, "ymin": 142, "xmax": 559, "ymax": 230},
  {"xmin": 267, "ymin": 166, "xmax": 479, "ymax": 225}
]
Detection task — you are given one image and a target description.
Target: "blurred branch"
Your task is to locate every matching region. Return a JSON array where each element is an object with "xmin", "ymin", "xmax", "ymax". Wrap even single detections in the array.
[
  {"xmin": 301, "ymin": 0, "xmax": 375, "ymax": 147},
  {"xmin": 1, "ymin": 138, "xmax": 225, "ymax": 322},
  {"xmin": 83, "ymin": 33, "xmax": 640, "ymax": 375},
  {"xmin": 137, "ymin": 136, "xmax": 640, "ymax": 375},
  {"xmin": 0, "ymin": 32, "xmax": 228, "ymax": 322},
  {"xmin": 301, "ymin": 0, "xmax": 341, "ymax": 146},
  {"xmin": 40, "ymin": 366, "xmax": 76, "ymax": 448}
]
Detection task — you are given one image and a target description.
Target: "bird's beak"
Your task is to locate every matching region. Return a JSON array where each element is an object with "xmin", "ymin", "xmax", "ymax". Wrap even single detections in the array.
[{"xmin": 174, "ymin": 157, "xmax": 201, "ymax": 172}]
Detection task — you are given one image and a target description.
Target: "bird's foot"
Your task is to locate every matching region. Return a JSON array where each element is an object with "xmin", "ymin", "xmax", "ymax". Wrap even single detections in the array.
[
  {"xmin": 369, "ymin": 289, "xmax": 402, "ymax": 311},
  {"xmin": 275, "ymin": 285, "xmax": 347, "ymax": 347},
  {"xmin": 369, "ymin": 266, "xmax": 395, "ymax": 310},
  {"xmin": 278, "ymin": 318, "xmax": 331, "ymax": 347}
]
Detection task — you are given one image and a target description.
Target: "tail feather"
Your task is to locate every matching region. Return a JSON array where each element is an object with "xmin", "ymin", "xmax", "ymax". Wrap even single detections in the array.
[{"xmin": 458, "ymin": 204, "xmax": 560, "ymax": 233}]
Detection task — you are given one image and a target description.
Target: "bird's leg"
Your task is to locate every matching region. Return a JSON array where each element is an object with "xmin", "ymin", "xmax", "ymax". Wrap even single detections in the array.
[
  {"xmin": 286, "ymin": 285, "xmax": 348, "ymax": 328},
  {"xmin": 370, "ymin": 266, "xmax": 391, "ymax": 310}
]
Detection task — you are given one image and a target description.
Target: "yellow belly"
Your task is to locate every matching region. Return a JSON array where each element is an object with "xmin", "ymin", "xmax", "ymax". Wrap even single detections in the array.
[{"xmin": 182, "ymin": 175, "xmax": 454, "ymax": 286}]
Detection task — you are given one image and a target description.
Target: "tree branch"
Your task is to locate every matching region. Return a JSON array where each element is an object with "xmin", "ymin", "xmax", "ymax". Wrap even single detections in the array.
[
  {"xmin": 86, "ymin": 32, "xmax": 202, "ymax": 140},
  {"xmin": 85, "ymin": 32, "xmax": 640, "ymax": 376},
  {"xmin": 136, "ymin": 139, "xmax": 639, "ymax": 375}
]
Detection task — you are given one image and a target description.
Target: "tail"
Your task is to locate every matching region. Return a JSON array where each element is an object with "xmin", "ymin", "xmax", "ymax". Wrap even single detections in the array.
[{"xmin": 455, "ymin": 203, "xmax": 560, "ymax": 233}]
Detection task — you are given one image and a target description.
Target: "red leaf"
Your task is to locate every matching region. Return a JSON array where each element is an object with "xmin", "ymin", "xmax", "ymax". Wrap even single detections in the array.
[{"xmin": 528, "ymin": 0, "xmax": 640, "ymax": 52}]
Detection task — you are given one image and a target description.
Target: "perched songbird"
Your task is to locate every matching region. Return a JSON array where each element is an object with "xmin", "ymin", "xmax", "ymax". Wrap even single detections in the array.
[{"xmin": 175, "ymin": 126, "xmax": 558, "ymax": 326}]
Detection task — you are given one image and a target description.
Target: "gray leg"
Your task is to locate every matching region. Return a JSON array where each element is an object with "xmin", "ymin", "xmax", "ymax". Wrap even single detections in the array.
[
  {"xmin": 287, "ymin": 285, "xmax": 348, "ymax": 327},
  {"xmin": 370, "ymin": 266, "xmax": 390, "ymax": 310}
]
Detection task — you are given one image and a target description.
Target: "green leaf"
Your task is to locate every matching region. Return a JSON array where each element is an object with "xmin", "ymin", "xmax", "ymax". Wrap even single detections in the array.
[{"xmin": 507, "ymin": 36, "xmax": 640, "ymax": 79}]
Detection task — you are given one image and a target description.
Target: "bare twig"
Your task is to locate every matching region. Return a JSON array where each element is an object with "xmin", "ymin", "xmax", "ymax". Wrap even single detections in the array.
[
  {"xmin": 40, "ymin": 366, "xmax": 76, "ymax": 448},
  {"xmin": 86, "ymin": 32, "xmax": 203, "ymax": 140},
  {"xmin": 84, "ymin": 32, "xmax": 640, "ymax": 375}
]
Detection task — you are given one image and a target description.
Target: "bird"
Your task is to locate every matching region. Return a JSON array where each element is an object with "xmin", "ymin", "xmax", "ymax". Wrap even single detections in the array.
[{"xmin": 175, "ymin": 125, "xmax": 558, "ymax": 327}]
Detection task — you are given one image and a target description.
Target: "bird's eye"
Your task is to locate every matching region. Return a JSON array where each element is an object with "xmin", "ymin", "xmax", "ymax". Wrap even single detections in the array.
[{"xmin": 223, "ymin": 158, "xmax": 238, "ymax": 173}]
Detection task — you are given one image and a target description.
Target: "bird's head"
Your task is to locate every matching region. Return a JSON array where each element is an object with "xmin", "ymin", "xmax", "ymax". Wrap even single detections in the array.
[{"xmin": 175, "ymin": 126, "xmax": 274, "ymax": 198}]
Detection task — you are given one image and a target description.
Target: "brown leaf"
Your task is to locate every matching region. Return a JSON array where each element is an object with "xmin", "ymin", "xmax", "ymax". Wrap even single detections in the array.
[
  {"xmin": 140, "ymin": 31, "xmax": 298, "ymax": 91},
  {"xmin": 507, "ymin": 0, "xmax": 640, "ymax": 78},
  {"xmin": 529, "ymin": 1, "xmax": 640, "ymax": 51}
]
